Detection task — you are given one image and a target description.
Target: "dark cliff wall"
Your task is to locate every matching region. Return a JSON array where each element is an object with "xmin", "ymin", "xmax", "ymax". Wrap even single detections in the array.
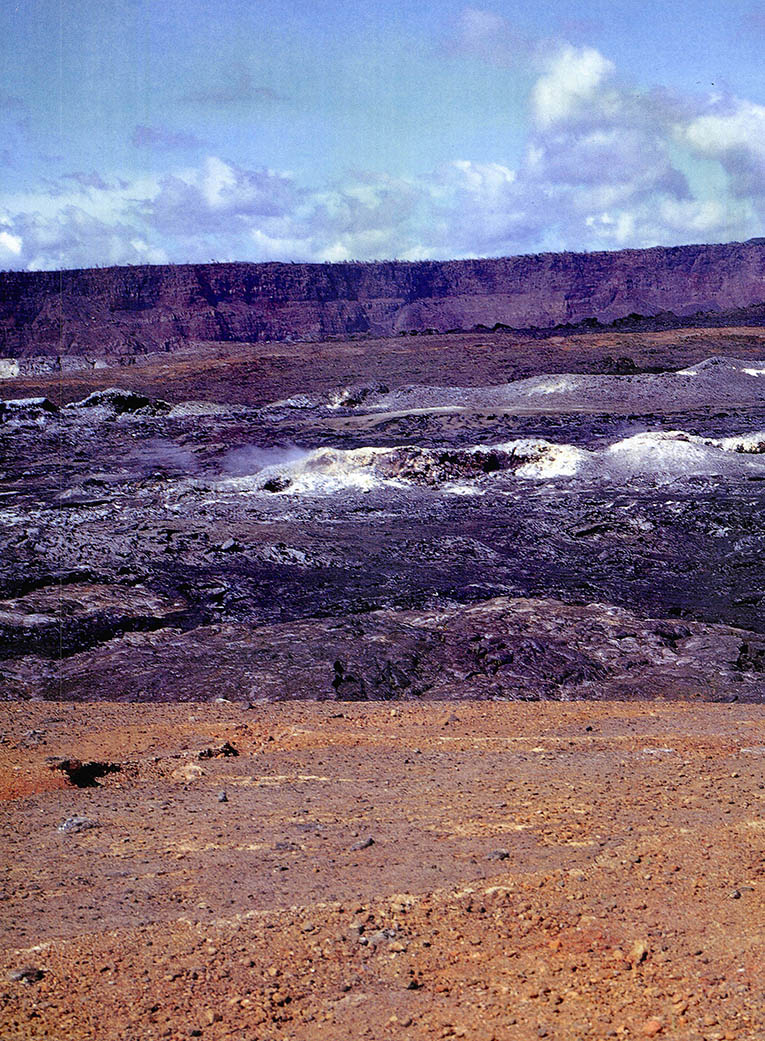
[{"xmin": 1, "ymin": 239, "xmax": 765, "ymax": 356}]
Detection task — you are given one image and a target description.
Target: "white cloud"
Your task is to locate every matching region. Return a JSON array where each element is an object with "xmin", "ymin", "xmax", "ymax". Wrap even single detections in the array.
[
  {"xmin": 656, "ymin": 196, "xmax": 751, "ymax": 237},
  {"xmin": 1, "ymin": 43, "xmax": 765, "ymax": 269},
  {"xmin": 683, "ymin": 99, "xmax": 765, "ymax": 156},
  {"xmin": 249, "ymin": 228, "xmax": 318, "ymax": 262},
  {"xmin": 200, "ymin": 156, "xmax": 238, "ymax": 208},
  {"xmin": 681, "ymin": 98, "xmax": 765, "ymax": 200},
  {"xmin": 532, "ymin": 45, "xmax": 615, "ymax": 128},
  {"xmin": 449, "ymin": 159, "xmax": 516, "ymax": 193},
  {"xmin": 0, "ymin": 230, "xmax": 22, "ymax": 256}
]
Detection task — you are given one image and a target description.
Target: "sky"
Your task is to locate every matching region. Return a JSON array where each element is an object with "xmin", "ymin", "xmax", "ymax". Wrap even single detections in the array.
[{"xmin": 1, "ymin": 0, "xmax": 765, "ymax": 269}]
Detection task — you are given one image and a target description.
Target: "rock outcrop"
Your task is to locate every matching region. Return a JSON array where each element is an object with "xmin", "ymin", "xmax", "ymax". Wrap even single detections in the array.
[{"xmin": 1, "ymin": 238, "xmax": 765, "ymax": 357}]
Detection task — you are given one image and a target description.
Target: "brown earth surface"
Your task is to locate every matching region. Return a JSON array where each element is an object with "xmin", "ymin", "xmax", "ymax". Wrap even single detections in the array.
[
  {"xmin": 7, "ymin": 326, "xmax": 765, "ymax": 408},
  {"xmin": 1, "ymin": 701, "xmax": 763, "ymax": 1040}
]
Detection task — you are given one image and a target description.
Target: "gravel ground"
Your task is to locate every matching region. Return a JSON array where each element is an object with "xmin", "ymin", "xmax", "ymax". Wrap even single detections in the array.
[{"xmin": 0, "ymin": 701, "xmax": 762, "ymax": 1040}]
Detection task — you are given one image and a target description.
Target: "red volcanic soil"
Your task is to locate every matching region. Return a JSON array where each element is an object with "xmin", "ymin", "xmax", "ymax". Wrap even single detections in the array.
[
  {"xmin": 0, "ymin": 701, "xmax": 763, "ymax": 1040},
  {"xmin": 6, "ymin": 325, "xmax": 765, "ymax": 408}
]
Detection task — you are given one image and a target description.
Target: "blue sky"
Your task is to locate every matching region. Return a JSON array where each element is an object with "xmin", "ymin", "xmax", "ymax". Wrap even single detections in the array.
[{"xmin": 1, "ymin": 0, "xmax": 764, "ymax": 268}]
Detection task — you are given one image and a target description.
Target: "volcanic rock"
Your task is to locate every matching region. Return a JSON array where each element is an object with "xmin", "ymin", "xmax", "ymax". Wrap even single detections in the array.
[{"xmin": 3, "ymin": 240, "xmax": 765, "ymax": 356}]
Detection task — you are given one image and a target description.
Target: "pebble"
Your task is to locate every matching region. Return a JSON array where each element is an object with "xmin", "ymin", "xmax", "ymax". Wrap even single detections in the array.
[
  {"xmin": 217, "ymin": 791, "xmax": 228, "ymax": 803},
  {"xmin": 365, "ymin": 928, "xmax": 396, "ymax": 946},
  {"xmin": 350, "ymin": 837, "xmax": 375, "ymax": 851},
  {"xmin": 171, "ymin": 762, "xmax": 204, "ymax": 784},
  {"xmin": 487, "ymin": 848, "xmax": 510, "ymax": 861},
  {"xmin": 7, "ymin": 966, "xmax": 44, "ymax": 983},
  {"xmin": 641, "ymin": 1017, "xmax": 664, "ymax": 1036},
  {"xmin": 57, "ymin": 815, "xmax": 97, "ymax": 834}
]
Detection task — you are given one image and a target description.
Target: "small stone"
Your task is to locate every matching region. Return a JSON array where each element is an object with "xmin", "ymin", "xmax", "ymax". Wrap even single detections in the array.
[
  {"xmin": 487, "ymin": 848, "xmax": 510, "ymax": 861},
  {"xmin": 7, "ymin": 966, "xmax": 44, "ymax": 984},
  {"xmin": 730, "ymin": 889, "xmax": 741, "ymax": 899},
  {"xmin": 198, "ymin": 741, "xmax": 239, "ymax": 759},
  {"xmin": 57, "ymin": 815, "xmax": 97, "ymax": 834},
  {"xmin": 217, "ymin": 791, "xmax": 228, "ymax": 803},
  {"xmin": 641, "ymin": 1017, "xmax": 664, "ymax": 1036},
  {"xmin": 366, "ymin": 928, "xmax": 396, "ymax": 946},
  {"xmin": 302, "ymin": 922, "xmax": 315, "ymax": 933},
  {"xmin": 350, "ymin": 837, "xmax": 375, "ymax": 851},
  {"xmin": 629, "ymin": 940, "xmax": 649, "ymax": 966},
  {"xmin": 171, "ymin": 762, "xmax": 204, "ymax": 784}
]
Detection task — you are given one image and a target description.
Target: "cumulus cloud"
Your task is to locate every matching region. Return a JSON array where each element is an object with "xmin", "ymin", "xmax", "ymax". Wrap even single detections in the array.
[
  {"xmin": 0, "ymin": 229, "xmax": 22, "ymax": 257},
  {"xmin": 145, "ymin": 157, "xmax": 303, "ymax": 245},
  {"xmin": 532, "ymin": 44, "xmax": 615, "ymax": 127},
  {"xmin": 2, "ymin": 34, "xmax": 765, "ymax": 269},
  {"xmin": 682, "ymin": 98, "xmax": 765, "ymax": 198},
  {"xmin": 8, "ymin": 206, "xmax": 168, "ymax": 271}
]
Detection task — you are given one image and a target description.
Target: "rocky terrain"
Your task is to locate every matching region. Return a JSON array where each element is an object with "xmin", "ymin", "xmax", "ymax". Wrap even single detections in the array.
[
  {"xmin": 1, "ymin": 239, "xmax": 765, "ymax": 358},
  {"xmin": 2, "ymin": 325, "xmax": 765, "ymax": 702},
  {"xmin": 0, "ymin": 700, "xmax": 763, "ymax": 1040},
  {"xmin": 1, "ymin": 251, "xmax": 765, "ymax": 1038}
]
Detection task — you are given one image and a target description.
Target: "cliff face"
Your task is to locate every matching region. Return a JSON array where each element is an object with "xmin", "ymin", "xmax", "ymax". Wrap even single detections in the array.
[{"xmin": 1, "ymin": 239, "xmax": 765, "ymax": 357}]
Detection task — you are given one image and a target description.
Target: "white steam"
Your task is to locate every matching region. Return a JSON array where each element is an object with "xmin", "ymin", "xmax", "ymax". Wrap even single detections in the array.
[{"xmin": 221, "ymin": 445, "xmax": 311, "ymax": 476}]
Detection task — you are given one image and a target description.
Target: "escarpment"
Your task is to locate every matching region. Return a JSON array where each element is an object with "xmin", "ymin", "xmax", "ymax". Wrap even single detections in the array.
[{"xmin": 1, "ymin": 238, "xmax": 765, "ymax": 357}]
